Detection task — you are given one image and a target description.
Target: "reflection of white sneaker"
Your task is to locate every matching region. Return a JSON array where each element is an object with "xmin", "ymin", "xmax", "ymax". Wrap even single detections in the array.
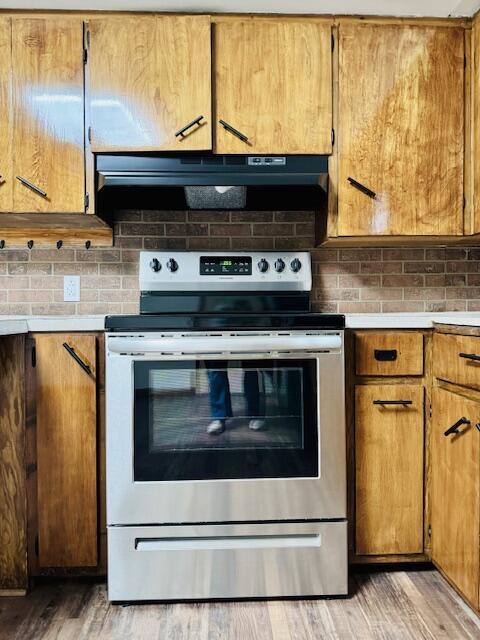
[
  {"xmin": 249, "ymin": 419, "xmax": 266, "ymax": 431},
  {"xmin": 207, "ymin": 419, "xmax": 226, "ymax": 434}
]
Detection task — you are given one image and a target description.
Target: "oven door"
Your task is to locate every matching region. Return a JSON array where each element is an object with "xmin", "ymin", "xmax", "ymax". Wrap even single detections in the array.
[{"xmin": 106, "ymin": 332, "xmax": 345, "ymax": 525}]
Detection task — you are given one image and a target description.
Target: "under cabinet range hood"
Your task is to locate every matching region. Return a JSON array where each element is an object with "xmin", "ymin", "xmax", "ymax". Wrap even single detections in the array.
[{"xmin": 95, "ymin": 154, "xmax": 328, "ymax": 211}]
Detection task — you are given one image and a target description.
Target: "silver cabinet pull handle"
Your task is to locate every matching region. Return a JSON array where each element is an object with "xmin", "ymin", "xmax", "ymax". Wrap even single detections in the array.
[
  {"xmin": 175, "ymin": 115, "xmax": 204, "ymax": 138},
  {"xmin": 16, "ymin": 176, "xmax": 47, "ymax": 198},
  {"xmin": 219, "ymin": 119, "xmax": 249, "ymax": 143}
]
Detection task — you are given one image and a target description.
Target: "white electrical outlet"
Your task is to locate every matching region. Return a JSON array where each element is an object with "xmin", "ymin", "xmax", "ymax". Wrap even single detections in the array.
[{"xmin": 64, "ymin": 275, "xmax": 80, "ymax": 302}]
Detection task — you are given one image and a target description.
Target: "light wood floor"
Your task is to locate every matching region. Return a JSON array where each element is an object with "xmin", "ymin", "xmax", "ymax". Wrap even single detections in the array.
[{"xmin": 1, "ymin": 568, "xmax": 479, "ymax": 640}]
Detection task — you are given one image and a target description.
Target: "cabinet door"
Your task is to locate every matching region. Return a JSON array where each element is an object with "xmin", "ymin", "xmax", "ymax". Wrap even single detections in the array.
[
  {"xmin": 0, "ymin": 17, "xmax": 12, "ymax": 213},
  {"xmin": 88, "ymin": 15, "xmax": 212, "ymax": 152},
  {"xmin": 35, "ymin": 334, "xmax": 97, "ymax": 567},
  {"xmin": 12, "ymin": 18, "xmax": 85, "ymax": 212},
  {"xmin": 338, "ymin": 25, "xmax": 464, "ymax": 237},
  {"xmin": 355, "ymin": 385, "xmax": 424, "ymax": 555},
  {"xmin": 214, "ymin": 20, "xmax": 332, "ymax": 154},
  {"xmin": 431, "ymin": 387, "xmax": 480, "ymax": 609}
]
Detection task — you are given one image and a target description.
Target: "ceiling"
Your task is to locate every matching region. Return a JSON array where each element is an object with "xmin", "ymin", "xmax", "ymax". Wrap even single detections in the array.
[{"xmin": 0, "ymin": 0, "xmax": 479, "ymax": 18}]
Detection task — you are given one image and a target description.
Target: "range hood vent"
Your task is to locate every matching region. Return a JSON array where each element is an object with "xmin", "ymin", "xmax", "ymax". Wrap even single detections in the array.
[{"xmin": 96, "ymin": 154, "xmax": 328, "ymax": 212}]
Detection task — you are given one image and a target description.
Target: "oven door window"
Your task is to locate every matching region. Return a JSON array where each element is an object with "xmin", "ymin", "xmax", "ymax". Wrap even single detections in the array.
[{"xmin": 133, "ymin": 359, "xmax": 318, "ymax": 481}]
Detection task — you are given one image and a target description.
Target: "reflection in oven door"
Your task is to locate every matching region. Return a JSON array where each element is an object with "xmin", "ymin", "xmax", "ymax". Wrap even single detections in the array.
[{"xmin": 134, "ymin": 358, "xmax": 318, "ymax": 482}]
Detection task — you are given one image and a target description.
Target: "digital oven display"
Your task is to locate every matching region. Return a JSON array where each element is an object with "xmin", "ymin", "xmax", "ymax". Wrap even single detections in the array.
[{"xmin": 200, "ymin": 256, "xmax": 252, "ymax": 275}]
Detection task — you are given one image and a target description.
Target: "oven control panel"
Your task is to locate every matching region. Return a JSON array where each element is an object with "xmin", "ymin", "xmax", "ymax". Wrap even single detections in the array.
[
  {"xmin": 200, "ymin": 256, "xmax": 253, "ymax": 276},
  {"xmin": 139, "ymin": 251, "xmax": 312, "ymax": 292}
]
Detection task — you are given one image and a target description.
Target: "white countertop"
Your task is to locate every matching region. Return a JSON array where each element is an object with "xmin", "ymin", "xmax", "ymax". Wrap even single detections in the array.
[
  {"xmin": 0, "ymin": 318, "xmax": 29, "ymax": 336},
  {"xmin": 344, "ymin": 312, "xmax": 480, "ymax": 329},
  {"xmin": 0, "ymin": 315, "xmax": 106, "ymax": 336},
  {"xmin": 1, "ymin": 312, "xmax": 480, "ymax": 337}
]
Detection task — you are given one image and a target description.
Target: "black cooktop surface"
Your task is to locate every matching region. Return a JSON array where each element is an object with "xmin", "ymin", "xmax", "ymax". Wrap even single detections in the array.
[{"xmin": 105, "ymin": 313, "xmax": 345, "ymax": 332}]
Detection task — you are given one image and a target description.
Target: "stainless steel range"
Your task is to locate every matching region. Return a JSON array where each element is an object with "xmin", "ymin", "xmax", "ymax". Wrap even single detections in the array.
[{"xmin": 105, "ymin": 251, "xmax": 347, "ymax": 601}]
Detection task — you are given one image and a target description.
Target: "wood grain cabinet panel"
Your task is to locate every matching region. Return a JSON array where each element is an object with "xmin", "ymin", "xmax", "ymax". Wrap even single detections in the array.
[
  {"xmin": 0, "ymin": 336, "xmax": 26, "ymax": 593},
  {"xmin": 88, "ymin": 15, "xmax": 212, "ymax": 152},
  {"xmin": 0, "ymin": 17, "xmax": 12, "ymax": 213},
  {"xmin": 431, "ymin": 387, "xmax": 480, "ymax": 609},
  {"xmin": 11, "ymin": 17, "xmax": 85, "ymax": 213},
  {"xmin": 337, "ymin": 24, "xmax": 464, "ymax": 237},
  {"xmin": 35, "ymin": 334, "xmax": 97, "ymax": 567},
  {"xmin": 355, "ymin": 385, "xmax": 424, "ymax": 555},
  {"xmin": 434, "ymin": 333, "xmax": 480, "ymax": 390},
  {"xmin": 214, "ymin": 20, "xmax": 332, "ymax": 154},
  {"xmin": 355, "ymin": 331, "xmax": 424, "ymax": 376},
  {"xmin": 473, "ymin": 13, "xmax": 480, "ymax": 234}
]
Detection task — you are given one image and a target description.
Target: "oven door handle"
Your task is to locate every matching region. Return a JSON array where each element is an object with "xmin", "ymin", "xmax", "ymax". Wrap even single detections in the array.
[{"xmin": 107, "ymin": 334, "xmax": 342, "ymax": 354}]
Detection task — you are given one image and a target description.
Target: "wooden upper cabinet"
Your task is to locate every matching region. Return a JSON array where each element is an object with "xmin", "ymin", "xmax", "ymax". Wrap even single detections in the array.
[
  {"xmin": 431, "ymin": 387, "xmax": 480, "ymax": 609},
  {"xmin": 87, "ymin": 15, "xmax": 212, "ymax": 152},
  {"xmin": 0, "ymin": 18, "xmax": 12, "ymax": 213},
  {"xmin": 213, "ymin": 20, "xmax": 333, "ymax": 154},
  {"xmin": 11, "ymin": 17, "xmax": 85, "ymax": 213},
  {"xmin": 337, "ymin": 24, "xmax": 464, "ymax": 237}
]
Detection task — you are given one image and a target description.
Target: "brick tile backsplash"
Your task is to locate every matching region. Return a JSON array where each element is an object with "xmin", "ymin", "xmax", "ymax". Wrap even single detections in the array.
[{"xmin": 1, "ymin": 209, "xmax": 480, "ymax": 315}]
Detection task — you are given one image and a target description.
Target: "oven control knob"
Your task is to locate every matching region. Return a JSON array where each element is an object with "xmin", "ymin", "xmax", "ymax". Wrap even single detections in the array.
[
  {"xmin": 290, "ymin": 258, "xmax": 302, "ymax": 273},
  {"xmin": 274, "ymin": 258, "xmax": 285, "ymax": 273},
  {"xmin": 258, "ymin": 258, "xmax": 269, "ymax": 273},
  {"xmin": 166, "ymin": 258, "xmax": 178, "ymax": 272},
  {"xmin": 149, "ymin": 258, "xmax": 161, "ymax": 272}
]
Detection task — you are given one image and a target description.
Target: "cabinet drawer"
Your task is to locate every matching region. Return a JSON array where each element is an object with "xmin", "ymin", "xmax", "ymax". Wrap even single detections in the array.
[
  {"xmin": 355, "ymin": 331, "xmax": 424, "ymax": 376},
  {"xmin": 434, "ymin": 333, "xmax": 480, "ymax": 389}
]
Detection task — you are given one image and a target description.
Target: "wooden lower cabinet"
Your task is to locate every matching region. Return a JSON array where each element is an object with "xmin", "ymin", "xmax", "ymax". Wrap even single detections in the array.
[
  {"xmin": 0, "ymin": 336, "xmax": 27, "ymax": 594},
  {"xmin": 431, "ymin": 386, "xmax": 480, "ymax": 609},
  {"xmin": 355, "ymin": 384, "xmax": 424, "ymax": 555},
  {"xmin": 33, "ymin": 334, "xmax": 98, "ymax": 568}
]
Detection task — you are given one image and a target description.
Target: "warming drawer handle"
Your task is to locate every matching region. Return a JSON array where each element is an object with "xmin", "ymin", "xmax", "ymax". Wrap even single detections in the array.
[
  {"xmin": 16, "ymin": 175, "xmax": 47, "ymax": 198},
  {"xmin": 347, "ymin": 177, "xmax": 376, "ymax": 199},
  {"xmin": 459, "ymin": 352, "xmax": 480, "ymax": 362},
  {"xmin": 444, "ymin": 417, "xmax": 470, "ymax": 436},
  {"xmin": 219, "ymin": 119, "xmax": 249, "ymax": 143},
  {"xmin": 63, "ymin": 342, "xmax": 93, "ymax": 377},
  {"xmin": 175, "ymin": 115, "xmax": 204, "ymax": 138},
  {"xmin": 373, "ymin": 399, "xmax": 412, "ymax": 406},
  {"xmin": 374, "ymin": 348, "xmax": 397, "ymax": 362},
  {"xmin": 107, "ymin": 334, "xmax": 343, "ymax": 354},
  {"xmin": 135, "ymin": 534, "xmax": 321, "ymax": 552}
]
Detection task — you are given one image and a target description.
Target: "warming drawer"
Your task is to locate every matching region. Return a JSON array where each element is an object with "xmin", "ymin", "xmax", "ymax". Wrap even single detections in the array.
[{"xmin": 108, "ymin": 521, "xmax": 348, "ymax": 601}]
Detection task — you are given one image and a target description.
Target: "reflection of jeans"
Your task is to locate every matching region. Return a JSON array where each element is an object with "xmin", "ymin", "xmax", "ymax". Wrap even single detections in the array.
[{"xmin": 207, "ymin": 370, "xmax": 262, "ymax": 419}]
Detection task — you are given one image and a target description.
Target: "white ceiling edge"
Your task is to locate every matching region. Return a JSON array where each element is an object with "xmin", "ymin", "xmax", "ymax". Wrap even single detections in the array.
[{"xmin": 0, "ymin": 1, "xmax": 480, "ymax": 18}]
